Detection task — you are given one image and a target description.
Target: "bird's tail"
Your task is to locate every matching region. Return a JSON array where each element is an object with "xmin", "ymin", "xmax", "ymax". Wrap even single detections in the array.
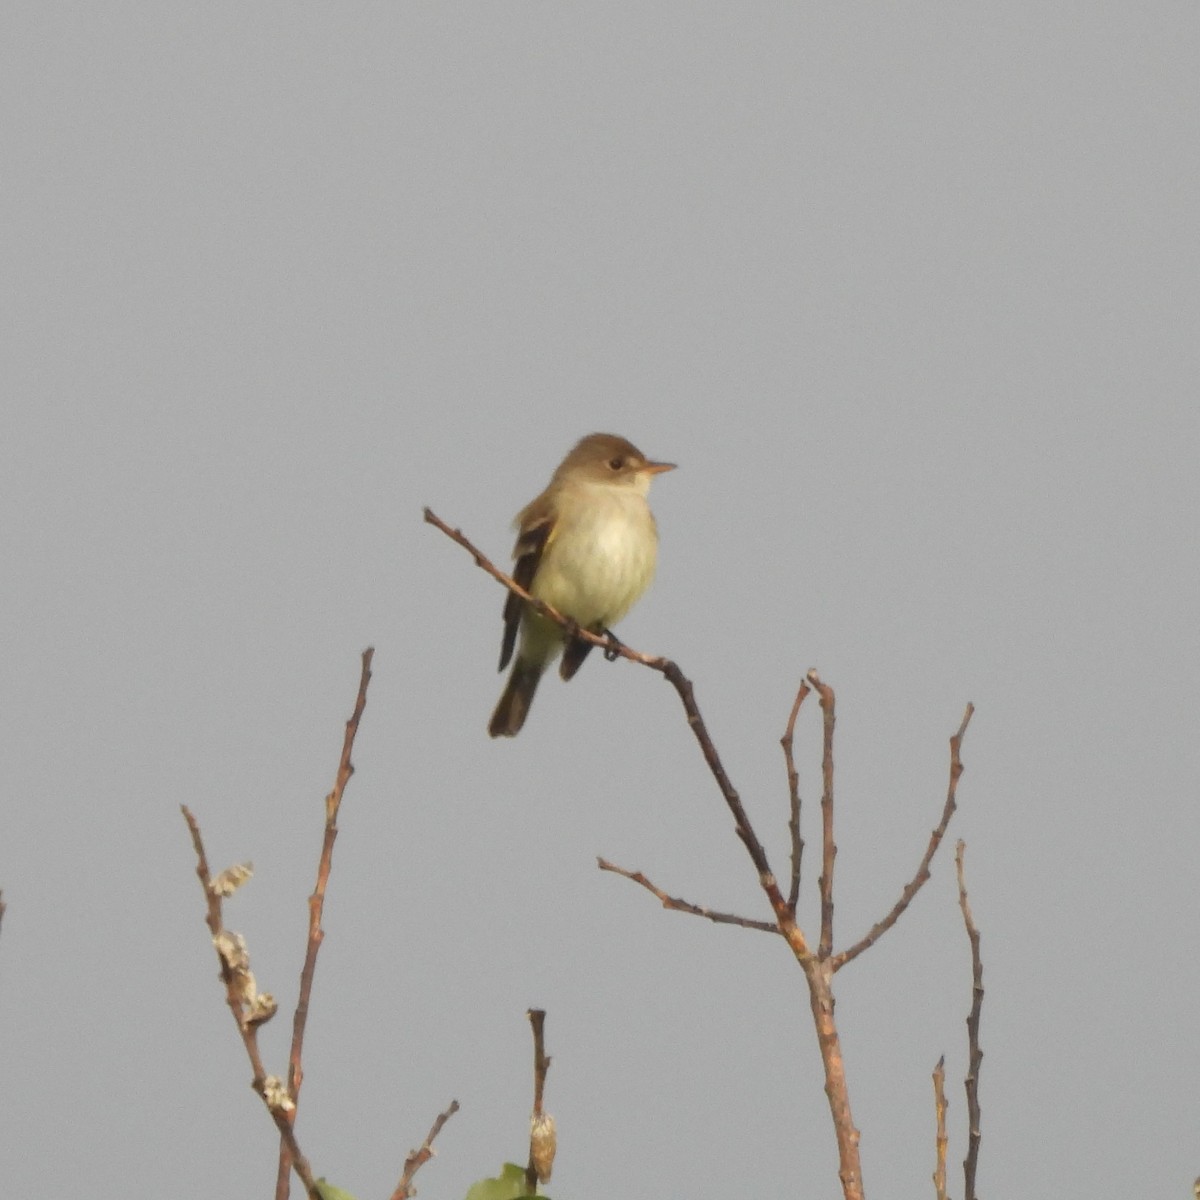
[{"xmin": 488, "ymin": 658, "xmax": 544, "ymax": 738}]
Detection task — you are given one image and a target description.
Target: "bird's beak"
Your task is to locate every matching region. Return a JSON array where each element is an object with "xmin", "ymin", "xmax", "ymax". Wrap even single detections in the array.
[{"xmin": 644, "ymin": 460, "xmax": 677, "ymax": 475}]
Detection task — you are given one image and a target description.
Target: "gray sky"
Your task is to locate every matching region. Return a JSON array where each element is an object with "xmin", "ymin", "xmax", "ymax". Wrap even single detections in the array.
[{"xmin": 3, "ymin": 5, "xmax": 1198, "ymax": 1198}]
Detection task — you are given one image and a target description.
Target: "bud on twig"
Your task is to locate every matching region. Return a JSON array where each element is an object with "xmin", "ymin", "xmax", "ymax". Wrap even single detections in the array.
[
  {"xmin": 242, "ymin": 992, "xmax": 278, "ymax": 1029},
  {"xmin": 209, "ymin": 862, "xmax": 254, "ymax": 898},
  {"xmin": 263, "ymin": 1076, "xmax": 295, "ymax": 1115},
  {"xmin": 530, "ymin": 1112, "xmax": 556, "ymax": 1183}
]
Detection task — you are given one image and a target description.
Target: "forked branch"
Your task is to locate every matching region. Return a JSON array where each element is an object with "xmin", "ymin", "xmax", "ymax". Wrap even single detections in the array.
[
  {"xmin": 390, "ymin": 1100, "xmax": 461, "ymax": 1200},
  {"xmin": 182, "ymin": 805, "xmax": 321, "ymax": 1199},
  {"xmin": 427, "ymin": 508, "xmax": 977, "ymax": 1200},
  {"xmin": 186, "ymin": 652, "xmax": 456, "ymax": 1200},
  {"xmin": 427, "ymin": 511, "xmax": 858, "ymax": 1185}
]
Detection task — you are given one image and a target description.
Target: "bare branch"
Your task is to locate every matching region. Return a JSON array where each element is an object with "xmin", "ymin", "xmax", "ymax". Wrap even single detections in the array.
[
  {"xmin": 390, "ymin": 1099, "xmax": 461, "ymax": 1200},
  {"xmin": 831, "ymin": 703, "xmax": 974, "ymax": 972},
  {"xmin": 780, "ymin": 680, "xmax": 811, "ymax": 915},
  {"xmin": 277, "ymin": 649, "xmax": 375, "ymax": 1200},
  {"xmin": 957, "ymin": 840, "xmax": 984, "ymax": 1200},
  {"xmin": 932, "ymin": 1056, "xmax": 948, "ymax": 1200},
  {"xmin": 187, "ymin": 653, "xmax": 459, "ymax": 1200},
  {"xmin": 597, "ymin": 857, "xmax": 780, "ymax": 933}
]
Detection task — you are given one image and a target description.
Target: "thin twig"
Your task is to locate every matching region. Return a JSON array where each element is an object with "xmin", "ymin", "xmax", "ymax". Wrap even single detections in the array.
[
  {"xmin": 528, "ymin": 1009, "xmax": 550, "ymax": 1116},
  {"xmin": 181, "ymin": 806, "xmax": 321, "ymax": 1199},
  {"xmin": 780, "ymin": 681, "xmax": 811, "ymax": 915},
  {"xmin": 807, "ymin": 672, "xmax": 837, "ymax": 958},
  {"xmin": 831, "ymin": 704, "xmax": 974, "ymax": 972},
  {"xmin": 390, "ymin": 1099, "xmax": 461, "ymax": 1200},
  {"xmin": 276, "ymin": 649, "xmax": 375, "ymax": 1200},
  {"xmin": 932, "ymin": 1056, "xmax": 948, "ymax": 1200},
  {"xmin": 956, "ymin": 840, "xmax": 984, "ymax": 1200},
  {"xmin": 183, "ymin": 805, "xmax": 223, "ymax": 938},
  {"xmin": 597, "ymin": 858, "xmax": 780, "ymax": 933},
  {"xmin": 525, "ymin": 1010, "xmax": 555, "ymax": 1192}
]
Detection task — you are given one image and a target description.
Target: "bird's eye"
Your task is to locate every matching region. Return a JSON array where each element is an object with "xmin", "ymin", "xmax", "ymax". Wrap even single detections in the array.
[{"xmin": 608, "ymin": 456, "xmax": 624, "ymax": 470}]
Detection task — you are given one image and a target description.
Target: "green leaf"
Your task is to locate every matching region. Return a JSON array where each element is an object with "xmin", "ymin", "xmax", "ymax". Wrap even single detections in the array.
[
  {"xmin": 314, "ymin": 1180, "xmax": 358, "ymax": 1200},
  {"xmin": 463, "ymin": 1161, "xmax": 547, "ymax": 1200}
]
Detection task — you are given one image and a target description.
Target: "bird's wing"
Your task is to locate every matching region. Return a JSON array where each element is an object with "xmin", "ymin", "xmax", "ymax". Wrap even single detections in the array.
[{"xmin": 498, "ymin": 512, "xmax": 554, "ymax": 671}]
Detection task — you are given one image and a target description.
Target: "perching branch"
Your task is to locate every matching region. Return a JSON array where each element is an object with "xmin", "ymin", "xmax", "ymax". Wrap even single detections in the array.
[
  {"xmin": 424, "ymin": 508, "xmax": 796, "ymax": 939},
  {"xmin": 276, "ymin": 648, "xmax": 374, "ymax": 1200},
  {"xmin": 956, "ymin": 841, "xmax": 984, "ymax": 1200},
  {"xmin": 830, "ymin": 703, "xmax": 975, "ymax": 972}
]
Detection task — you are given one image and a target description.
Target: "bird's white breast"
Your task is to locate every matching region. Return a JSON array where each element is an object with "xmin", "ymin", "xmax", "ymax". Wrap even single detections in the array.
[{"xmin": 532, "ymin": 481, "xmax": 659, "ymax": 629}]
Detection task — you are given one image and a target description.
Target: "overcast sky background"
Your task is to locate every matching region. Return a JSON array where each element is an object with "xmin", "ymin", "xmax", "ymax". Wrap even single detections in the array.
[{"xmin": 3, "ymin": 5, "xmax": 1198, "ymax": 1198}]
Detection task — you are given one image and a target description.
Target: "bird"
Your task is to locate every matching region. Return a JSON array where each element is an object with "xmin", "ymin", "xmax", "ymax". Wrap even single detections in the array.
[{"xmin": 488, "ymin": 432, "xmax": 675, "ymax": 737}]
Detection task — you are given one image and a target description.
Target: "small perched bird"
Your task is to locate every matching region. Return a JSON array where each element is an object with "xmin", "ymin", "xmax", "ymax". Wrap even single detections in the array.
[{"xmin": 488, "ymin": 432, "xmax": 675, "ymax": 738}]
